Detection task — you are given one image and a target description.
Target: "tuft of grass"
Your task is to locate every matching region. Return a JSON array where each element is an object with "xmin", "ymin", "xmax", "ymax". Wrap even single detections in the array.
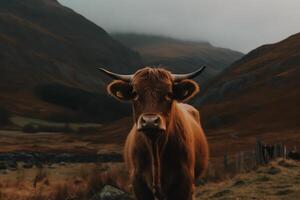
[
  {"xmin": 51, "ymin": 183, "xmax": 70, "ymax": 200},
  {"xmin": 15, "ymin": 167, "xmax": 26, "ymax": 186},
  {"xmin": 276, "ymin": 189, "xmax": 295, "ymax": 196},
  {"xmin": 255, "ymin": 175, "xmax": 271, "ymax": 182},
  {"xmin": 33, "ymin": 167, "xmax": 48, "ymax": 188}
]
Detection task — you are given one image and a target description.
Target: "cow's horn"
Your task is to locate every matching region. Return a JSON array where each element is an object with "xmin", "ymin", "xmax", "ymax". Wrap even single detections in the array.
[
  {"xmin": 172, "ymin": 66, "xmax": 206, "ymax": 81},
  {"xmin": 98, "ymin": 68, "xmax": 133, "ymax": 82}
]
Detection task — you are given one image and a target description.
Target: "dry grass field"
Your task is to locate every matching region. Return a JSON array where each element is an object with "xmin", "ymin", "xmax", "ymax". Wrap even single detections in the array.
[
  {"xmin": 0, "ymin": 120, "xmax": 300, "ymax": 199},
  {"xmin": 0, "ymin": 162, "xmax": 129, "ymax": 200},
  {"xmin": 0, "ymin": 99, "xmax": 299, "ymax": 200},
  {"xmin": 196, "ymin": 159, "xmax": 300, "ymax": 200}
]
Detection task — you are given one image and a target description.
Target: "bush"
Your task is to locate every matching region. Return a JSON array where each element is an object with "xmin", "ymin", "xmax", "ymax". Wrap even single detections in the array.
[
  {"xmin": 22, "ymin": 123, "xmax": 73, "ymax": 133},
  {"xmin": 22, "ymin": 123, "xmax": 39, "ymax": 133},
  {"xmin": 34, "ymin": 83, "xmax": 130, "ymax": 123}
]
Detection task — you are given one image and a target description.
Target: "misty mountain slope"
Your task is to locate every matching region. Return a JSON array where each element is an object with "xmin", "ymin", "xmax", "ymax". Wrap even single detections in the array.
[
  {"xmin": 112, "ymin": 33, "xmax": 244, "ymax": 84},
  {"xmin": 198, "ymin": 32, "xmax": 300, "ymax": 132},
  {"xmin": 0, "ymin": 0, "xmax": 141, "ymax": 121}
]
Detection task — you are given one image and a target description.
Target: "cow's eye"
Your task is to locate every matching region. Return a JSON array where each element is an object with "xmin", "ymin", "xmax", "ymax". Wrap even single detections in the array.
[
  {"xmin": 165, "ymin": 92, "xmax": 173, "ymax": 101},
  {"xmin": 132, "ymin": 90, "xmax": 139, "ymax": 101}
]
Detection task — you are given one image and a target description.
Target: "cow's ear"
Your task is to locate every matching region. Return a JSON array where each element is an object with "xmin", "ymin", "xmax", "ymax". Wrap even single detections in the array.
[
  {"xmin": 107, "ymin": 80, "xmax": 134, "ymax": 101},
  {"xmin": 173, "ymin": 79, "xmax": 200, "ymax": 102}
]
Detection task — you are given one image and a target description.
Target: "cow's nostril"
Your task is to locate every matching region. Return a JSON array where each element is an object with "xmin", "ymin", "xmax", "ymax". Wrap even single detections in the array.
[
  {"xmin": 154, "ymin": 117, "xmax": 160, "ymax": 124},
  {"xmin": 141, "ymin": 116, "xmax": 146, "ymax": 123},
  {"xmin": 139, "ymin": 114, "xmax": 162, "ymax": 130}
]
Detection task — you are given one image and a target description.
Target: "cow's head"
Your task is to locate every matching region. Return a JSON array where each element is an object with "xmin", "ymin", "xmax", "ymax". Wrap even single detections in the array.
[{"xmin": 100, "ymin": 67, "xmax": 205, "ymax": 139}]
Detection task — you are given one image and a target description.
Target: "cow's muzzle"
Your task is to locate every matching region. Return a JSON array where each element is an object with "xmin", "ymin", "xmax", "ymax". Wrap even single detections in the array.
[{"xmin": 137, "ymin": 114, "xmax": 166, "ymax": 132}]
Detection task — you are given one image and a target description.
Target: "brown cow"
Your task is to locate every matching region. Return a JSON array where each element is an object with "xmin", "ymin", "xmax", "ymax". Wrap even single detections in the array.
[{"xmin": 100, "ymin": 67, "xmax": 209, "ymax": 200}]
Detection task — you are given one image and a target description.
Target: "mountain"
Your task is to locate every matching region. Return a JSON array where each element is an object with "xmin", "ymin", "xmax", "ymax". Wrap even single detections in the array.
[
  {"xmin": 0, "ymin": 0, "xmax": 141, "ymax": 122},
  {"xmin": 198, "ymin": 33, "xmax": 300, "ymax": 132},
  {"xmin": 112, "ymin": 33, "xmax": 244, "ymax": 84}
]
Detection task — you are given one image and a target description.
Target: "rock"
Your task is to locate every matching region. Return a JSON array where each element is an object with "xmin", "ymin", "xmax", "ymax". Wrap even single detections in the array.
[
  {"xmin": 278, "ymin": 160, "xmax": 298, "ymax": 168},
  {"xmin": 15, "ymin": 152, "xmax": 34, "ymax": 162},
  {"xmin": 0, "ymin": 152, "xmax": 123, "ymax": 165},
  {"xmin": 267, "ymin": 167, "xmax": 281, "ymax": 175},
  {"xmin": 53, "ymin": 153, "xmax": 72, "ymax": 163},
  {"xmin": 7, "ymin": 161, "xmax": 17, "ymax": 169},
  {"xmin": 256, "ymin": 175, "xmax": 270, "ymax": 182},
  {"xmin": 91, "ymin": 185, "xmax": 132, "ymax": 200},
  {"xmin": 288, "ymin": 151, "xmax": 300, "ymax": 160},
  {"xmin": 59, "ymin": 162, "xmax": 67, "ymax": 166},
  {"xmin": 232, "ymin": 179, "xmax": 247, "ymax": 187},
  {"xmin": 0, "ymin": 162, "xmax": 7, "ymax": 170},
  {"xmin": 23, "ymin": 163, "xmax": 33, "ymax": 169},
  {"xmin": 211, "ymin": 189, "xmax": 233, "ymax": 198},
  {"xmin": 276, "ymin": 189, "xmax": 294, "ymax": 196},
  {"xmin": 35, "ymin": 162, "xmax": 43, "ymax": 168},
  {"xmin": 0, "ymin": 153, "xmax": 14, "ymax": 161}
]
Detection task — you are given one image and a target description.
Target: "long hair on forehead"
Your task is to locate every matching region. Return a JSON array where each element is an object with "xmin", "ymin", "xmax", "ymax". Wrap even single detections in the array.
[{"xmin": 132, "ymin": 67, "xmax": 173, "ymax": 84}]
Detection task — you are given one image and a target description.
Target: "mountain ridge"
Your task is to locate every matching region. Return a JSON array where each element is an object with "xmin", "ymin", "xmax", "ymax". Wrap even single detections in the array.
[
  {"xmin": 198, "ymin": 32, "xmax": 300, "ymax": 132},
  {"xmin": 112, "ymin": 33, "xmax": 244, "ymax": 85}
]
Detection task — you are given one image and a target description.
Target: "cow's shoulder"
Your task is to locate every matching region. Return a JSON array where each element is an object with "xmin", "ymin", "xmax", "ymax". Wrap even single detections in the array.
[{"xmin": 178, "ymin": 103, "xmax": 200, "ymax": 123}]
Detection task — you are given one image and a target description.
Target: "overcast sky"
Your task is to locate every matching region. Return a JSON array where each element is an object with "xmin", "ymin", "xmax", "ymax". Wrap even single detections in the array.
[{"xmin": 58, "ymin": 0, "xmax": 300, "ymax": 53}]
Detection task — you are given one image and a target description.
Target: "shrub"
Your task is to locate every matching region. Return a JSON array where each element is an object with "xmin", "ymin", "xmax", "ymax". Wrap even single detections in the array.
[
  {"xmin": 22, "ymin": 123, "xmax": 39, "ymax": 133},
  {"xmin": 33, "ymin": 167, "xmax": 48, "ymax": 188},
  {"xmin": 0, "ymin": 106, "xmax": 10, "ymax": 127},
  {"xmin": 22, "ymin": 123, "xmax": 74, "ymax": 133},
  {"xmin": 34, "ymin": 83, "xmax": 130, "ymax": 123}
]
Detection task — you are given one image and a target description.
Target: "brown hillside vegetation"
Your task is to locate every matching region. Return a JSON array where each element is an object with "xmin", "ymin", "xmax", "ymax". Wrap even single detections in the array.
[
  {"xmin": 0, "ymin": 158, "xmax": 299, "ymax": 200},
  {"xmin": 196, "ymin": 159, "xmax": 300, "ymax": 200},
  {"xmin": 199, "ymin": 33, "xmax": 300, "ymax": 133}
]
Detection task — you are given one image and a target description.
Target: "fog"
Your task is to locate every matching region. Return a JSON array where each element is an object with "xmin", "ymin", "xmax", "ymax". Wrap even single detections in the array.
[{"xmin": 58, "ymin": 0, "xmax": 300, "ymax": 53}]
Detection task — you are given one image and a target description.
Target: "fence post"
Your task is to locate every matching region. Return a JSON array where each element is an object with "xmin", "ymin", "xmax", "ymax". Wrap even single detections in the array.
[
  {"xmin": 255, "ymin": 140, "xmax": 263, "ymax": 165},
  {"xmin": 235, "ymin": 153, "xmax": 240, "ymax": 173},
  {"xmin": 283, "ymin": 145, "xmax": 287, "ymax": 159},
  {"xmin": 264, "ymin": 147, "xmax": 269, "ymax": 163},
  {"xmin": 273, "ymin": 144, "xmax": 278, "ymax": 158},
  {"xmin": 252, "ymin": 150, "xmax": 256, "ymax": 169},
  {"xmin": 224, "ymin": 154, "xmax": 228, "ymax": 171},
  {"xmin": 240, "ymin": 152, "xmax": 244, "ymax": 172}
]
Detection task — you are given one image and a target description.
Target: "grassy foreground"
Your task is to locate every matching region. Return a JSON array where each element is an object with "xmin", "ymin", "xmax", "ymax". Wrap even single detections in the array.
[{"xmin": 196, "ymin": 159, "xmax": 300, "ymax": 200}]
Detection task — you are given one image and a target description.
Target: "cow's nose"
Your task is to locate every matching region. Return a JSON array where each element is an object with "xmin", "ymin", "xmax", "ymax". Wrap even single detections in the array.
[{"xmin": 140, "ymin": 114, "xmax": 161, "ymax": 130}]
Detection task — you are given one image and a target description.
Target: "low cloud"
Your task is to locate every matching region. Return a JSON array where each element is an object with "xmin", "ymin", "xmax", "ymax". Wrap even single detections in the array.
[{"xmin": 59, "ymin": 0, "xmax": 300, "ymax": 53}]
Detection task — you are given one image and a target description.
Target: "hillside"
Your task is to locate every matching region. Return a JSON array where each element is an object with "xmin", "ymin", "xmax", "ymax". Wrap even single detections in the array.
[
  {"xmin": 0, "ymin": 0, "xmax": 141, "ymax": 121},
  {"xmin": 198, "ymin": 33, "xmax": 300, "ymax": 132},
  {"xmin": 196, "ymin": 159, "xmax": 300, "ymax": 200},
  {"xmin": 112, "ymin": 33, "xmax": 244, "ymax": 84}
]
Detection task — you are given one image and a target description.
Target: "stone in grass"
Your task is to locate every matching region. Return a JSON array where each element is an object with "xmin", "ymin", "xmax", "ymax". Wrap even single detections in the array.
[
  {"xmin": 211, "ymin": 189, "xmax": 233, "ymax": 198},
  {"xmin": 0, "ymin": 162, "xmax": 8, "ymax": 170},
  {"xmin": 91, "ymin": 185, "xmax": 133, "ymax": 200},
  {"xmin": 278, "ymin": 160, "xmax": 298, "ymax": 168},
  {"xmin": 232, "ymin": 179, "xmax": 247, "ymax": 187},
  {"xmin": 272, "ymin": 184, "xmax": 292, "ymax": 189},
  {"xmin": 23, "ymin": 163, "xmax": 33, "ymax": 169},
  {"xmin": 256, "ymin": 175, "xmax": 270, "ymax": 182},
  {"xmin": 267, "ymin": 167, "xmax": 281, "ymax": 175},
  {"xmin": 276, "ymin": 189, "xmax": 294, "ymax": 196}
]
